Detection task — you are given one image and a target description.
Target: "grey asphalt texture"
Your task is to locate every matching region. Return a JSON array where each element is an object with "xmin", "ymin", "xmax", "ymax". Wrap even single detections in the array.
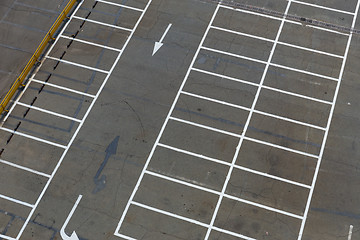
[{"xmin": 1, "ymin": 0, "xmax": 360, "ymax": 239}]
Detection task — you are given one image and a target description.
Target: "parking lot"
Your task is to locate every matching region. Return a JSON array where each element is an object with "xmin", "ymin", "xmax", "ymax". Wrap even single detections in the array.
[{"xmin": 1, "ymin": 0, "xmax": 360, "ymax": 239}]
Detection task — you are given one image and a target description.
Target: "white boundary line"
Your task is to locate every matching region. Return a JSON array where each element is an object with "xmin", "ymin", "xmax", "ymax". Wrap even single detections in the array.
[
  {"xmin": 96, "ymin": 0, "xmax": 144, "ymax": 12},
  {"xmin": 243, "ymin": 136, "xmax": 319, "ymax": 159},
  {"xmin": 210, "ymin": 25, "xmax": 344, "ymax": 58},
  {"xmin": 297, "ymin": 1, "xmax": 360, "ymax": 239},
  {"xmin": 0, "ymin": 127, "xmax": 67, "ymax": 149},
  {"xmin": 60, "ymin": 34, "xmax": 123, "ymax": 52},
  {"xmin": 73, "ymin": 16, "xmax": 133, "ymax": 32},
  {"xmin": 31, "ymin": 79, "xmax": 96, "ymax": 98},
  {"xmin": 45, "ymin": 56, "xmax": 110, "ymax": 74},
  {"xmin": 0, "ymin": 194, "xmax": 34, "ymax": 208},
  {"xmin": 180, "ymin": 91, "xmax": 327, "ymax": 130},
  {"xmin": 0, "ymin": 159, "xmax": 50, "ymax": 178},
  {"xmin": 16, "ymin": 102, "xmax": 82, "ymax": 123},
  {"xmin": 9, "ymin": 0, "xmax": 154, "ymax": 239},
  {"xmin": 291, "ymin": 0, "xmax": 355, "ymax": 15},
  {"xmin": 0, "ymin": 234, "xmax": 16, "ymax": 240},
  {"xmin": 205, "ymin": 1, "xmax": 295, "ymax": 238},
  {"xmin": 219, "ymin": 4, "xmax": 350, "ymax": 36},
  {"xmin": 130, "ymin": 200, "xmax": 256, "ymax": 240},
  {"xmin": 191, "ymin": 67, "xmax": 333, "ymax": 105},
  {"xmin": 201, "ymin": 46, "xmax": 340, "ymax": 82},
  {"xmin": 114, "ymin": 3, "xmax": 221, "ymax": 237}
]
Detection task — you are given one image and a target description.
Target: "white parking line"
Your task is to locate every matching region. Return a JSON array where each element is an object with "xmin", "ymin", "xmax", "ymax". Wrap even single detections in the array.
[
  {"xmin": 0, "ymin": 159, "xmax": 51, "ymax": 178},
  {"xmin": 0, "ymin": 194, "xmax": 34, "ymax": 208},
  {"xmin": 244, "ymin": 136, "xmax": 319, "ymax": 159},
  {"xmin": 16, "ymin": 102, "xmax": 82, "ymax": 123},
  {"xmin": 169, "ymin": 116, "xmax": 242, "ymax": 138},
  {"xmin": 180, "ymin": 91, "xmax": 327, "ymax": 130},
  {"xmin": 0, "ymin": 127, "xmax": 67, "ymax": 149},
  {"xmin": 348, "ymin": 225, "xmax": 353, "ymax": 240},
  {"xmin": 181, "ymin": 90, "xmax": 250, "ymax": 111},
  {"xmin": 130, "ymin": 201, "xmax": 256, "ymax": 240},
  {"xmin": 0, "ymin": 233, "xmax": 16, "ymax": 240},
  {"xmin": 60, "ymin": 35, "xmax": 123, "ymax": 52},
  {"xmin": 73, "ymin": 16, "xmax": 133, "ymax": 32},
  {"xmin": 298, "ymin": 1, "xmax": 360, "ymax": 239},
  {"xmin": 210, "ymin": 25, "xmax": 344, "ymax": 58},
  {"xmin": 291, "ymin": 0, "xmax": 355, "ymax": 15},
  {"xmin": 46, "ymin": 56, "xmax": 110, "ymax": 74},
  {"xmin": 31, "ymin": 79, "xmax": 96, "ymax": 98},
  {"xmin": 96, "ymin": 0, "xmax": 144, "ymax": 12},
  {"xmin": 201, "ymin": 46, "xmax": 267, "ymax": 64}
]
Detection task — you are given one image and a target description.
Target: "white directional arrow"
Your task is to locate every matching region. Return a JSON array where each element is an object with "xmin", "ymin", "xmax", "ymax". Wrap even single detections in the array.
[
  {"xmin": 152, "ymin": 23, "xmax": 172, "ymax": 56},
  {"xmin": 60, "ymin": 195, "xmax": 82, "ymax": 240}
]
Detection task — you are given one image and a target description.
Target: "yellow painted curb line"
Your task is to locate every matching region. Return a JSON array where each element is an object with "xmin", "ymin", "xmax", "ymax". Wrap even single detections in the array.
[{"xmin": 0, "ymin": 0, "xmax": 79, "ymax": 114}]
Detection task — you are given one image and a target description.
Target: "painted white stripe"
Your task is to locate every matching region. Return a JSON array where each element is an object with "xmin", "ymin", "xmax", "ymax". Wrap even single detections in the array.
[
  {"xmin": 60, "ymin": 35, "xmax": 123, "ymax": 52},
  {"xmin": 201, "ymin": 46, "xmax": 339, "ymax": 81},
  {"xmin": 181, "ymin": 91, "xmax": 327, "ymax": 130},
  {"xmin": 225, "ymin": 194, "xmax": 303, "ymax": 219},
  {"xmin": 211, "ymin": 25, "xmax": 343, "ymax": 58},
  {"xmin": 292, "ymin": 0, "xmax": 355, "ymax": 15},
  {"xmin": 244, "ymin": 136, "xmax": 319, "ymax": 159},
  {"xmin": 145, "ymin": 170, "xmax": 220, "ymax": 195},
  {"xmin": 0, "ymin": 194, "xmax": 34, "ymax": 208},
  {"xmin": 73, "ymin": 16, "xmax": 133, "ymax": 32},
  {"xmin": 0, "ymin": 234, "xmax": 16, "ymax": 240},
  {"xmin": 158, "ymin": 143, "xmax": 311, "ymax": 188},
  {"xmin": 0, "ymin": 127, "xmax": 67, "ymax": 149},
  {"xmin": 262, "ymin": 85, "xmax": 332, "ymax": 105},
  {"xmin": 0, "ymin": 159, "xmax": 51, "ymax": 178},
  {"xmin": 279, "ymin": 41, "xmax": 343, "ymax": 58},
  {"xmin": 131, "ymin": 201, "xmax": 256, "ymax": 239},
  {"xmin": 31, "ymin": 79, "xmax": 96, "ymax": 98},
  {"xmin": 113, "ymin": 233, "xmax": 137, "ymax": 240},
  {"xmin": 348, "ymin": 225, "xmax": 353, "ymax": 240},
  {"xmin": 181, "ymin": 90, "xmax": 250, "ymax": 111},
  {"xmin": 169, "ymin": 116, "xmax": 242, "ymax": 138},
  {"xmin": 191, "ymin": 68, "xmax": 332, "ymax": 105},
  {"xmin": 201, "ymin": 46, "xmax": 267, "ymax": 65},
  {"xmin": 96, "ymin": 0, "xmax": 144, "ymax": 12},
  {"xmin": 233, "ymin": 165, "xmax": 311, "ymax": 189},
  {"xmin": 158, "ymin": 143, "xmax": 231, "ymax": 166},
  {"xmin": 205, "ymin": 1, "xmax": 296, "ymax": 238},
  {"xmin": 17, "ymin": 102, "xmax": 82, "ymax": 123},
  {"xmin": 46, "ymin": 56, "xmax": 109, "ymax": 74},
  {"xmin": 252, "ymin": 109, "xmax": 326, "ymax": 131},
  {"xmin": 271, "ymin": 63, "xmax": 339, "ymax": 81},
  {"xmin": 298, "ymin": 1, "xmax": 360, "ymax": 239},
  {"xmin": 212, "ymin": 226, "xmax": 256, "ymax": 240},
  {"xmin": 131, "ymin": 201, "xmax": 209, "ymax": 227},
  {"xmin": 115, "ymin": 3, "xmax": 221, "ymax": 236},
  {"xmin": 210, "ymin": 25, "xmax": 274, "ymax": 43},
  {"xmin": 219, "ymin": 4, "xmax": 350, "ymax": 36},
  {"xmin": 191, "ymin": 67, "xmax": 259, "ymax": 87}
]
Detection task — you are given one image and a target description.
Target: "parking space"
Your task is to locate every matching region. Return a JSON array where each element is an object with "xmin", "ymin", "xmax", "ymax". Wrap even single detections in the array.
[{"xmin": 1, "ymin": 0, "xmax": 360, "ymax": 239}]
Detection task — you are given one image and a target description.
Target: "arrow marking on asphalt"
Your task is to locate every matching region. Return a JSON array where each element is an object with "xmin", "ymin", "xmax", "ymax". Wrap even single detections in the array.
[
  {"xmin": 152, "ymin": 23, "xmax": 172, "ymax": 56},
  {"xmin": 60, "ymin": 195, "xmax": 82, "ymax": 240},
  {"xmin": 93, "ymin": 136, "xmax": 119, "ymax": 193}
]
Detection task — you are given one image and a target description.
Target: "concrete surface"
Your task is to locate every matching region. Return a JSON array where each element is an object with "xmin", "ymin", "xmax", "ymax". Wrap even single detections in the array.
[{"xmin": 1, "ymin": 0, "xmax": 360, "ymax": 239}]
